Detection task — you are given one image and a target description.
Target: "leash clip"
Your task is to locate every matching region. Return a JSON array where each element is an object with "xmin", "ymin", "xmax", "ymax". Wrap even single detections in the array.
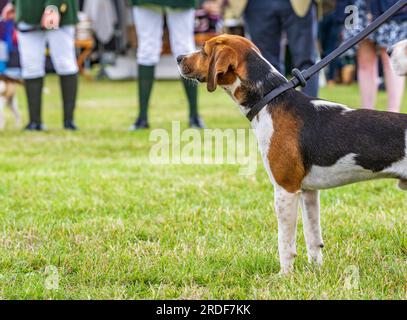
[{"xmin": 292, "ymin": 68, "xmax": 307, "ymax": 87}]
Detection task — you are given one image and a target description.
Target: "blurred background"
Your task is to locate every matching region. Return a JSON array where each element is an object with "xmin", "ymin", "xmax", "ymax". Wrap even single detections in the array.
[
  {"xmin": 1, "ymin": 0, "xmax": 405, "ymax": 131},
  {"xmin": 0, "ymin": 0, "xmax": 405, "ymax": 300}
]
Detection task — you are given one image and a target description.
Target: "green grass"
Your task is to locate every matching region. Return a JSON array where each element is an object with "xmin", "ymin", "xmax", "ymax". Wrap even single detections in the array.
[{"xmin": 0, "ymin": 76, "xmax": 406, "ymax": 299}]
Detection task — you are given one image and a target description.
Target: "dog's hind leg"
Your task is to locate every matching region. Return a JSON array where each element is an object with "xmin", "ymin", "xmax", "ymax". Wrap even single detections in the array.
[
  {"xmin": 274, "ymin": 187, "xmax": 300, "ymax": 274},
  {"xmin": 8, "ymin": 96, "xmax": 21, "ymax": 128},
  {"xmin": 398, "ymin": 179, "xmax": 407, "ymax": 190},
  {"xmin": 300, "ymin": 190, "xmax": 324, "ymax": 266},
  {"xmin": 0, "ymin": 96, "xmax": 6, "ymax": 129}
]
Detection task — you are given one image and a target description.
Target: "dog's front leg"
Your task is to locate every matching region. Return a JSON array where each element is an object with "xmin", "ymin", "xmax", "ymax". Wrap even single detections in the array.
[
  {"xmin": 8, "ymin": 97, "xmax": 21, "ymax": 128},
  {"xmin": 300, "ymin": 190, "xmax": 324, "ymax": 265},
  {"xmin": 0, "ymin": 96, "xmax": 5, "ymax": 129},
  {"xmin": 274, "ymin": 187, "xmax": 300, "ymax": 274}
]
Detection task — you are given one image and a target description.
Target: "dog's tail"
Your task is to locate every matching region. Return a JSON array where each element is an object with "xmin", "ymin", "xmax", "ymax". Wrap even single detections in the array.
[{"xmin": 398, "ymin": 179, "xmax": 407, "ymax": 190}]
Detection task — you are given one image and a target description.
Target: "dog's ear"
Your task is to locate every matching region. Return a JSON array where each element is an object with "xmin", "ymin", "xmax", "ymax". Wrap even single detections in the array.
[{"xmin": 207, "ymin": 46, "xmax": 238, "ymax": 92}]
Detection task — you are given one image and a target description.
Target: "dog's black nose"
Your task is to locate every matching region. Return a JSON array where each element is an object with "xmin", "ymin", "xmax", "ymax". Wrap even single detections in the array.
[
  {"xmin": 176, "ymin": 55, "xmax": 185, "ymax": 64},
  {"xmin": 387, "ymin": 47, "xmax": 393, "ymax": 56}
]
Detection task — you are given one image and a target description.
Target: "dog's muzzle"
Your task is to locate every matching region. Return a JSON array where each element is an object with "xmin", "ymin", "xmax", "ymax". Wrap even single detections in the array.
[{"xmin": 176, "ymin": 55, "xmax": 186, "ymax": 65}]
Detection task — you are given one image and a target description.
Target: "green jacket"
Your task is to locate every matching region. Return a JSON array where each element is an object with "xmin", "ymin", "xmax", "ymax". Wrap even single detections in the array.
[
  {"xmin": 11, "ymin": 0, "xmax": 78, "ymax": 26},
  {"xmin": 130, "ymin": 0, "xmax": 196, "ymax": 9}
]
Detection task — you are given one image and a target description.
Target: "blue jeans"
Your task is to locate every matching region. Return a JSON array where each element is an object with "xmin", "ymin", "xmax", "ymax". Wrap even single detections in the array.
[{"xmin": 244, "ymin": 0, "xmax": 319, "ymax": 97}]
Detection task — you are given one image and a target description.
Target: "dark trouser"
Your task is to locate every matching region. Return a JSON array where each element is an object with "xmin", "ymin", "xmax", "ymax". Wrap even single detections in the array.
[
  {"xmin": 244, "ymin": 0, "xmax": 319, "ymax": 97},
  {"xmin": 24, "ymin": 73, "xmax": 78, "ymax": 125},
  {"xmin": 319, "ymin": 12, "xmax": 342, "ymax": 81},
  {"xmin": 136, "ymin": 64, "xmax": 198, "ymax": 122}
]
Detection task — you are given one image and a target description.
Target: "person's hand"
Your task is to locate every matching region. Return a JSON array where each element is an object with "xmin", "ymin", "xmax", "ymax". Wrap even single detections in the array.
[
  {"xmin": 202, "ymin": 1, "xmax": 222, "ymax": 16},
  {"xmin": 41, "ymin": 5, "xmax": 60, "ymax": 30},
  {"xmin": 1, "ymin": 3, "xmax": 16, "ymax": 21}
]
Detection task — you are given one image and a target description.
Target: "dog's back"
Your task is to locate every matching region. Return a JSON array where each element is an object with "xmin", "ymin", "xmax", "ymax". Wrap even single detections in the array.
[{"xmin": 282, "ymin": 92, "xmax": 407, "ymax": 189}]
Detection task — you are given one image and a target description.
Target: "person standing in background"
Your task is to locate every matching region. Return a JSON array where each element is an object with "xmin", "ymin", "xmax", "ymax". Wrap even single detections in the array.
[
  {"xmin": 1, "ymin": 0, "xmax": 79, "ymax": 131},
  {"xmin": 130, "ymin": 0, "xmax": 205, "ymax": 130},
  {"xmin": 318, "ymin": 0, "xmax": 341, "ymax": 86},
  {"xmin": 345, "ymin": 0, "xmax": 406, "ymax": 112},
  {"xmin": 244, "ymin": 0, "xmax": 320, "ymax": 97}
]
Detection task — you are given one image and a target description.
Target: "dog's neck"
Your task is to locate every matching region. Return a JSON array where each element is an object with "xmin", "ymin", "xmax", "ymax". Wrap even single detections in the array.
[{"xmin": 221, "ymin": 50, "xmax": 288, "ymax": 117}]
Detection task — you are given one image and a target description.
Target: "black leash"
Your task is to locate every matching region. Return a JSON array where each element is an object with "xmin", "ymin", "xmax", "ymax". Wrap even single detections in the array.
[{"xmin": 246, "ymin": 0, "xmax": 407, "ymax": 122}]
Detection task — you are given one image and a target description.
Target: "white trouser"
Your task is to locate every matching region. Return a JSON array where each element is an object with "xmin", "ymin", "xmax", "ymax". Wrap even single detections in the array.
[
  {"xmin": 133, "ymin": 6, "xmax": 196, "ymax": 66},
  {"xmin": 18, "ymin": 26, "xmax": 78, "ymax": 79}
]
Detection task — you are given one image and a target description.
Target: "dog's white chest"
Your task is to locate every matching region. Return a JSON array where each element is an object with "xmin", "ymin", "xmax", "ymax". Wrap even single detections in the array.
[{"xmin": 251, "ymin": 108, "xmax": 276, "ymax": 184}]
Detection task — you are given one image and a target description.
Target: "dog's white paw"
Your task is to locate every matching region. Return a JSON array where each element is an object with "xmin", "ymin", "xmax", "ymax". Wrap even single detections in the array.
[
  {"xmin": 279, "ymin": 255, "xmax": 296, "ymax": 275},
  {"xmin": 308, "ymin": 252, "xmax": 323, "ymax": 266},
  {"xmin": 307, "ymin": 244, "xmax": 324, "ymax": 266},
  {"xmin": 278, "ymin": 265, "xmax": 294, "ymax": 275}
]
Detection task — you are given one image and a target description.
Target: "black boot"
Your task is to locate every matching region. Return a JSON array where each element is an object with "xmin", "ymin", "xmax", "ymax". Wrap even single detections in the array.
[
  {"xmin": 24, "ymin": 77, "xmax": 44, "ymax": 130},
  {"xmin": 63, "ymin": 120, "xmax": 78, "ymax": 130},
  {"xmin": 130, "ymin": 117, "xmax": 150, "ymax": 130},
  {"xmin": 182, "ymin": 78, "xmax": 202, "ymax": 125},
  {"xmin": 24, "ymin": 122, "xmax": 45, "ymax": 131},
  {"xmin": 130, "ymin": 65, "xmax": 155, "ymax": 130},
  {"xmin": 189, "ymin": 116, "xmax": 205, "ymax": 129},
  {"xmin": 60, "ymin": 74, "xmax": 78, "ymax": 130}
]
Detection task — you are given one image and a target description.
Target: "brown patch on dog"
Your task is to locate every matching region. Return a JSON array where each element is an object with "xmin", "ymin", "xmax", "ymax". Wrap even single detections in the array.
[
  {"xmin": 234, "ymin": 86, "xmax": 244, "ymax": 101},
  {"xmin": 207, "ymin": 46, "xmax": 238, "ymax": 91},
  {"xmin": 268, "ymin": 106, "xmax": 305, "ymax": 193}
]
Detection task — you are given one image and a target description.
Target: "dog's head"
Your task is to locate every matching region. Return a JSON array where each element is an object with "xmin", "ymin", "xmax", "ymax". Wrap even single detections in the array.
[
  {"xmin": 177, "ymin": 34, "xmax": 287, "ymax": 111},
  {"xmin": 389, "ymin": 39, "xmax": 407, "ymax": 76},
  {"xmin": 177, "ymin": 34, "xmax": 261, "ymax": 92}
]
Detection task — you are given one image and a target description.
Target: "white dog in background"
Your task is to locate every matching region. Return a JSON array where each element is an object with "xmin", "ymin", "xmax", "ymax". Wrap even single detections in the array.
[
  {"xmin": 390, "ymin": 39, "xmax": 407, "ymax": 76},
  {"xmin": 0, "ymin": 78, "xmax": 21, "ymax": 130}
]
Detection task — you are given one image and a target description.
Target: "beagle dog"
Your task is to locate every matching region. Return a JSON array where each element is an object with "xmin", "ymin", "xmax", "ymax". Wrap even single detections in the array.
[
  {"xmin": 177, "ymin": 34, "xmax": 407, "ymax": 274},
  {"xmin": 0, "ymin": 77, "xmax": 21, "ymax": 130},
  {"xmin": 389, "ymin": 39, "xmax": 407, "ymax": 76}
]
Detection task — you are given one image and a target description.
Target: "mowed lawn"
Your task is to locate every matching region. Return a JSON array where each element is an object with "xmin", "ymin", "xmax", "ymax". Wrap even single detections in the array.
[{"xmin": 0, "ymin": 76, "xmax": 406, "ymax": 299}]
